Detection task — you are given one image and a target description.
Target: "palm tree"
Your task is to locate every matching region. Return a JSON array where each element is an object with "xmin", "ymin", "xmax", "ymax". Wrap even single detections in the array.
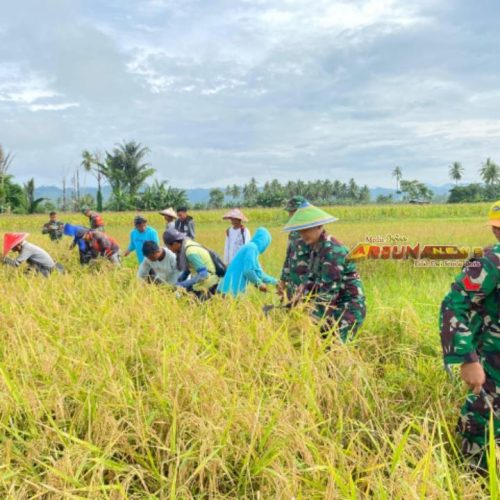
[
  {"xmin": 480, "ymin": 158, "xmax": 500, "ymax": 186},
  {"xmin": 0, "ymin": 145, "xmax": 14, "ymax": 213},
  {"xmin": 23, "ymin": 178, "xmax": 46, "ymax": 214},
  {"xmin": 449, "ymin": 161, "xmax": 464, "ymax": 186},
  {"xmin": 392, "ymin": 166, "xmax": 402, "ymax": 192},
  {"xmin": 81, "ymin": 150, "xmax": 104, "ymax": 211},
  {"xmin": 101, "ymin": 141, "xmax": 155, "ymax": 210}
]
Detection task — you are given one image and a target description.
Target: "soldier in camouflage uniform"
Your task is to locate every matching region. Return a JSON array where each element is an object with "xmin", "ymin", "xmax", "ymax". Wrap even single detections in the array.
[
  {"xmin": 283, "ymin": 202, "xmax": 366, "ymax": 342},
  {"xmin": 439, "ymin": 200, "xmax": 500, "ymax": 470},
  {"xmin": 42, "ymin": 211, "xmax": 64, "ymax": 241},
  {"xmin": 279, "ymin": 196, "xmax": 311, "ymax": 300}
]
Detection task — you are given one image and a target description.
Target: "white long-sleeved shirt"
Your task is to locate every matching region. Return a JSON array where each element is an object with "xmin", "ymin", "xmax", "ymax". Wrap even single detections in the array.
[
  {"xmin": 224, "ymin": 226, "xmax": 251, "ymax": 264},
  {"xmin": 137, "ymin": 247, "xmax": 180, "ymax": 284}
]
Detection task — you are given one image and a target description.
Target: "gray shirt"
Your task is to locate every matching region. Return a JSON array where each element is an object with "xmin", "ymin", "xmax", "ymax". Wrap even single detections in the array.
[
  {"xmin": 137, "ymin": 247, "xmax": 180, "ymax": 284},
  {"xmin": 15, "ymin": 242, "xmax": 55, "ymax": 269}
]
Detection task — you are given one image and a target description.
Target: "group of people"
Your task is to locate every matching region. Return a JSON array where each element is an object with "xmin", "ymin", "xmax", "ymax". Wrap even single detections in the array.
[{"xmin": 2, "ymin": 197, "xmax": 500, "ymax": 472}]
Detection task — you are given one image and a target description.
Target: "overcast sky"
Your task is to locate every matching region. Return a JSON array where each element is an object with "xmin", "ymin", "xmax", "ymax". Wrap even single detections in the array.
[{"xmin": 1, "ymin": 0, "xmax": 500, "ymax": 189}]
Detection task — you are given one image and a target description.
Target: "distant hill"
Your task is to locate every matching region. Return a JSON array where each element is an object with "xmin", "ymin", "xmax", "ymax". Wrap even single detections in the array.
[{"xmin": 35, "ymin": 183, "xmax": 455, "ymax": 205}]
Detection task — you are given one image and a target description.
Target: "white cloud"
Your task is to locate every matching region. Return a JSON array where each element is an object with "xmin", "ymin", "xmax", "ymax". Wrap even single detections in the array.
[{"xmin": 28, "ymin": 102, "xmax": 80, "ymax": 112}]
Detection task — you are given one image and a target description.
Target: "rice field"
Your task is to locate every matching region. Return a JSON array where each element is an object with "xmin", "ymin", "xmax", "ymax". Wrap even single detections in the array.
[{"xmin": 0, "ymin": 203, "xmax": 497, "ymax": 498}]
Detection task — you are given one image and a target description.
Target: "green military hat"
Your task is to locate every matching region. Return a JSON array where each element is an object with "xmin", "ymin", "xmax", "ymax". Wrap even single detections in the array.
[
  {"xmin": 283, "ymin": 201, "xmax": 338, "ymax": 232},
  {"xmin": 284, "ymin": 195, "xmax": 307, "ymax": 212}
]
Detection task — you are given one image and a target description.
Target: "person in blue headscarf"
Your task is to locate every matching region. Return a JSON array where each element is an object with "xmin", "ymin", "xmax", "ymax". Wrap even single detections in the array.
[
  {"xmin": 218, "ymin": 227, "xmax": 278, "ymax": 296},
  {"xmin": 63, "ymin": 224, "xmax": 93, "ymax": 264}
]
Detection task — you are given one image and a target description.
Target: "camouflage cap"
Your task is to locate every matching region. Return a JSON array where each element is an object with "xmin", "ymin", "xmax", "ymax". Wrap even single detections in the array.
[
  {"xmin": 284, "ymin": 196, "xmax": 307, "ymax": 212},
  {"xmin": 487, "ymin": 200, "xmax": 500, "ymax": 228}
]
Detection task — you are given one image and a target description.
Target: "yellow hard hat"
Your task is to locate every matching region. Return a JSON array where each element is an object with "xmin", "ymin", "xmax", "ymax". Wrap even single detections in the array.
[{"xmin": 487, "ymin": 200, "xmax": 500, "ymax": 228}]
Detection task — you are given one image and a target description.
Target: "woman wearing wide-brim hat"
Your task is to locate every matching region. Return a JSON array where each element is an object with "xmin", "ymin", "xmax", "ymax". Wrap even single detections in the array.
[
  {"xmin": 222, "ymin": 208, "xmax": 251, "ymax": 264},
  {"xmin": 159, "ymin": 207, "xmax": 177, "ymax": 231},
  {"xmin": 282, "ymin": 201, "xmax": 366, "ymax": 343}
]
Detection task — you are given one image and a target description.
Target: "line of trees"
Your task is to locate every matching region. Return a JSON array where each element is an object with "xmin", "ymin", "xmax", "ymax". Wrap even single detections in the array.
[
  {"xmin": 204, "ymin": 178, "xmax": 371, "ymax": 209},
  {"xmin": 446, "ymin": 159, "xmax": 499, "ymax": 203},
  {"xmin": 1, "ymin": 140, "xmax": 498, "ymax": 213}
]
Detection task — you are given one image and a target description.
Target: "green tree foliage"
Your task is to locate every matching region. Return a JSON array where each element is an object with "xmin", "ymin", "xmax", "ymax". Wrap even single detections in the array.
[
  {"xmin": 448, "ymin": 183, "xmax": 497, "ymax": 203},
  {"xmin": 2, "ymin": 175, "xmax": 25, "ymax": 213},
  {"xmin": 0, "ymin": 145, "xmax": 14, "ymax": 213},
  {"xmin": 100, "ymin": 141, "xmax": 155, "ymax": 210},
  {"xmin": 137, "ymin": 180, "xmax": 188, "ymax": 211},
  {"xmin": 208, "ymin": 188, "xmax": 225, "ymax": 209},
  {"xmin": 399, "ymin": 180, "xmax": 433, "ymax": 201}
]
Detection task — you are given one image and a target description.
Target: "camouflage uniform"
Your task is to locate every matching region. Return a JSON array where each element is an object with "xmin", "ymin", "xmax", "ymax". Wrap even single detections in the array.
[
  {"xmin": 280, "ymin": 231, "xmax": 310, "ymax": 300},
  {"xmin": 42, "ymin": 220, "xmax": 64, "ymax": 241},
  {"xmin": 288, "ymin": 230, "xmax": 366, "ymax": 342},
  {"xmin": 440, "ymin": 243, "xmax": 500, "ymax": 467}
]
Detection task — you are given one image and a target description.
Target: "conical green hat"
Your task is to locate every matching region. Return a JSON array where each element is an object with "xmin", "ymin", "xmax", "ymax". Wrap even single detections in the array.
[{"xmin": 283, "ymin": 202, "xmax": 338, "ymax": 232}]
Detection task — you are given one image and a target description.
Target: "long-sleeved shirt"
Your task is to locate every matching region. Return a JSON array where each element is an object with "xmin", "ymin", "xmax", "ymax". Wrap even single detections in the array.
[
  {"xmin": 294, "ymin": 231, "xmax": 366, "ymax": 342},
  {"xmin": 224, "ymin": 226, "xmax": 251, "ymax": 264},
  {"xmin": 6, "ymin": 241, "xmax": 56, "ymax": 275},
  {"xmin": 127, "ymin": 226, "xmax": 160, "ymax": 263},
  {"xmin": 137, "ymin": 247, "xmax": 180, "ymax": 284},
  {"xmin": 440, "ymin": 243, "xmax": 500, "ymax": 370}
]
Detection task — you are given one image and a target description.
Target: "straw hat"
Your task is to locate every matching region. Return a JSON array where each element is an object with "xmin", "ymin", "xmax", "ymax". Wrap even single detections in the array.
[
  {"xmin": 283, "ymin": 202, "xmax": 338, "ymax": 232},
  {"xmin": 222, "ymin": 208, "xmax": 248, "ymax": 222},
  {"xmin": 159, "ymin": 207, "xmax": 177, "ymax": 219},
  {"xmin": 3, "ymin": 232, "xmax": 28, "ymax": 255},
  {"xmin": 487, "ymin": 200, "xmax": 500, "ymax": 228}
]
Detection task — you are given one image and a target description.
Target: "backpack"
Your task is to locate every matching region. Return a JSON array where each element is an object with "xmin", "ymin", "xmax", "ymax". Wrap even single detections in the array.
[
  {"xmin": 207, "ymin": 248, "xmax": 227, "ymax": 277},
  {"xmin": 186, "ymin": 241, "xmax": 227, "ymax": 277}
]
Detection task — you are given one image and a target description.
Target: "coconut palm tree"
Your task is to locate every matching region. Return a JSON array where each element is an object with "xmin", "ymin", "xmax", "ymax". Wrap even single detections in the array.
[
  {"xmin": 81, "ymin": 150, "xmax": 104, "ymax": 211},
  {"xmin": 23, "ymin": 178, "xmax": 46, "ymax": 214},
  {"xmin": 480, "ymin": 158, "xmax": 500, "ymax": 186},
  {"xmin": 392, "ymin": 166, "xmax": 402, "ymax": 192},
  {"xmin": 449, "ymin": 161, "xmax": 464, "ymax": 186},
  {"xmin": 100, "ymin": 141, "xmax": 155, "ymax": 210}
]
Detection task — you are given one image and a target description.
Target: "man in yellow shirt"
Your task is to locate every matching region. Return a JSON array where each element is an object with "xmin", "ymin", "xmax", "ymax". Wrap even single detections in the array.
[{"xmin": 163, "ymin": 228, "xmax": 220, "ymax": 299}]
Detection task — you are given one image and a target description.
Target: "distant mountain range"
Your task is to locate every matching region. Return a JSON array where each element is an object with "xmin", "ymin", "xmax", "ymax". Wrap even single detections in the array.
[{"xmin": 34, "ymin": 183, "xmax": 455, "ymax": 204}]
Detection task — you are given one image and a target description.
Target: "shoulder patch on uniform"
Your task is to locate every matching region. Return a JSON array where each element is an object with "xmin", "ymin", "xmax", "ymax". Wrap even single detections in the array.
[{"xmin": 462, "ymin": 275, "xmax": 481, "ymax": 292}]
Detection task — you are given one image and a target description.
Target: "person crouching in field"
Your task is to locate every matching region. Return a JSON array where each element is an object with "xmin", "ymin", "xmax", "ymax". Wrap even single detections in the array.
[
  {"xmin": 64, "ymin": 224, "xmax": 93, "ymax": 264},
  {"xmin": 439, "ymin": 200, "xmax": 500, "ymax": 472},
  {"xmin": 3, "ymin": 232, "xmax": 60, "ymax": 277},
  {"xmin": 83, "ymin": 207, "xmax": 105, "ymax": 232},
  {"xmin": 278, "ymin": 196, "xmax": 311, "ymax": 300},
  {"xmin": 137, "ymin": 241, "xmax": 180, "ymax": 285},
  {"xmin": 223, "ymin": 208, "xmax": 251, "ymax": 264},
  {"xmin": 83, "ymin": 230, "xmax": 121, "ymax": 266},
  {"xmin": 282, "ymin": 202, "xmax": 366, "ymax": 343},
  {"xmin": 123, "ymin": 215, "xmax": 160, "ymax": 264},
  {"xmin": 218, "ymin": 227, "xmax": 277, "ymax": 296},
  {"xmin": 42, "ymin": 211, "xmax": 64, "ymax": 242},
  {"xmin": 163, "ymin": 228, "xmax": 220, "ymax": 299}
]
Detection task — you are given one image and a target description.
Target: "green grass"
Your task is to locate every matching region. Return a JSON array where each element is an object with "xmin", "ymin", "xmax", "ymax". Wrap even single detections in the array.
[{"xmin": 0, "ymin": 204, "xmax": 497, "ymax": 497}]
